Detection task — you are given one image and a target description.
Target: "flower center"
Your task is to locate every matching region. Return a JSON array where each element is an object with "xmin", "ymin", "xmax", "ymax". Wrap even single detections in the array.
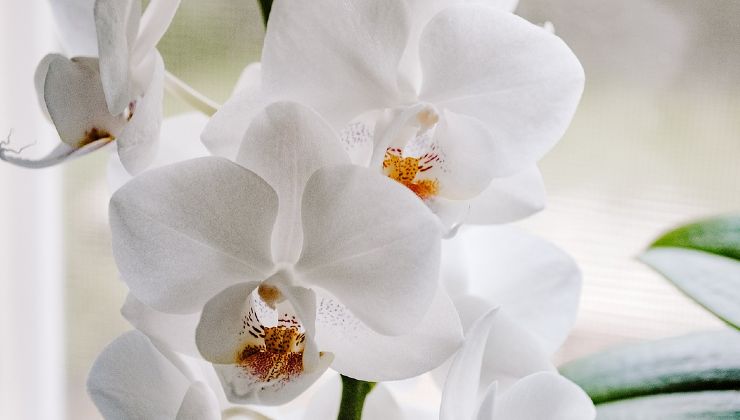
[{"xmin": 383, "ymin": 147, "xmax": 440, "ymax": 200}]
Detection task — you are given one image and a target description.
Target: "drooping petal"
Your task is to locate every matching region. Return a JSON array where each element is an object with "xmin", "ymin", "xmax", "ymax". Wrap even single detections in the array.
[
  {"xmin": 107, "ymin": 111, "xmax": 210, "ymax": 192},
  {"xmin": 116, "ymin": 52, "xmax": 165, "ymax": 175},
  {"xmin": 466, "ymin": 165, "xmax": 545, "ymax": 225},
  {"xmin": 0, "ymin": 140, "xmax": 111, "ymax": 169},
  {"xmin": 261, "ymin": 0, "xmax": 410, "ymax": 128},
  {"xmin": 296, "ymin": 165, "xmax": 442, "ymax": 336},
  {"xmin": 49, "ymin": 0, "xmax": 99, "ymax": 56},
  {"xmin": 419, "ymin": 6, "xmax": 584, "ymax": 173},
  {"xmin": 450, "ymin": 225, "xmax": 581, "ymax": 354},
  {"xmin": 34, "ymin": 54, "xmax": 64, "ymax": 119},
  {"xmin": 212, "ymin": 353, "xmax": 333, "ymax": 406},
  {"xmin": 94, "ymin": 0, "xmax": 141, "ymax": 115},
  {"xmin": 440, "ymin": 308, "xmax": 499, "ymax": 420},
  {"xmin": 176, "ymin": 382, "xmax": 221, "ymax": 420},
  {"xmin": 131, "ymin": 0, "xmax": 182, "ymax": 67},
  {"xmin": 236, "ymin": 102, "xmax": 350, "ymax": 264},
  {"xmin": 454, "ymin": 295, "xmax": 554, "ymax": 390},
  {"xmin": 316, "ymin": 288, "xmax": 463, "ymax": 381},
  {"xmin": 121, "ymin": 294, "xmax": 201, "ymax": 357},
  {"xmin": 109, "ymin": 157, "xmax": 278, "ymax": 314},
  {"xmin": 87, "ymin": 331, "xmax": 201, "ymax": 419},
  {"xmin": 494, "ymin": 372, "xmax": 595, "ymax": 420},
  {"xmin": 44, "ymin": 56, "xmax": 126, "ymax": 147}
]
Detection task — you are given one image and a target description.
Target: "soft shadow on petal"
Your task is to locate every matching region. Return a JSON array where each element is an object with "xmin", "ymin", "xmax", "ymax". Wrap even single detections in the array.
[
  {"xmin": 110, "ymin": 157, "xmax": 277, "ymax": 313},
  {"xmin": 296, "ymin": 165, "xmax": 441, "ymax": 336},
  {"xmin": 316, "ymin": 288, "xmax": 463, "ymax": 381},
  {"xmin": 466, "ymin": 165, "xmax": 545, "ymax": 225},
  {"xmin": 49, "ymin": 0, "xmax": 99, "ymax": 56},
  {"xmin": 494, "ymin": 372, "xmax": 595, "ymax": 420},
  {"xmin": 236, "ymin": 102, "xmax": 350, "ymax": 264},
  {"xmin": 176, "ymin": 382, "xmax": 222, "ymax": 420}
]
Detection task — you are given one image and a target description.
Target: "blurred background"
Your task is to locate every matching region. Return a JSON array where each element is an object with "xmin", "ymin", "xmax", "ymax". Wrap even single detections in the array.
[{"xmin": 1, "ymin": 0, "xmax": 739, "ymax": 418}]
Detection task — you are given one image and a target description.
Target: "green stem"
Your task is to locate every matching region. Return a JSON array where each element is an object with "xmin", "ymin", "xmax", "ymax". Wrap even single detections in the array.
[
  {"xmin": 338, "ymin": 375, "xmax": 376, "ymax": 420},
  {"xmin": 258, "ymin": 0, "xmax": 273, "ymax": 27}
]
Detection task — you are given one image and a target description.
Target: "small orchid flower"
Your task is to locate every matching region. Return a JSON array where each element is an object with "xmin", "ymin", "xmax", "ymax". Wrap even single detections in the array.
[
  {"xmin": 110, "ymin": 102, "xmax": 461, "ymax": 404},
  {"xmin": 0, "ymin": 0, "xmax": 180, "ymax": 174},
  {"xmin": 88, "ymin": 330, "xmax": 274, "ymax": 419},
  {"xmin": 203, "ymin": 0, "xmax": 583, "ymax": 230},
  {"xmin": 440, "ymin": 309, "xmax": 595, "ymax": 420}
]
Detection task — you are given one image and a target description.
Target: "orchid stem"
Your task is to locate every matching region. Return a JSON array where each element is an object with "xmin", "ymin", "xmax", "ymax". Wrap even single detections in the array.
[
  {"xmin": 163, "ymin": 71, "xmax": 219, "ymax": 117},
  {"xmin": 337, "ymin": 375, "xmax": 376, "ymax": 420},
  {"xmin": 258, "ymin": 0, "xmax": 273, "ymax": 27}
]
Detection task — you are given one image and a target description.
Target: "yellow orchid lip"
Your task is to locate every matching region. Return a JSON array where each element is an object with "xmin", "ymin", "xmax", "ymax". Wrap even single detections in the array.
[{"xmin": 383, "ymin": 147, "xmax": 440, "ymax": 200}]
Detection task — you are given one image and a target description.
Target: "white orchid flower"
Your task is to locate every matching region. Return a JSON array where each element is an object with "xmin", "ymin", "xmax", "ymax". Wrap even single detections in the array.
[
  {"xmin": 440, "ymin": 309, "xmax": 595, "ymax": 420},
  {"xmin": 110, "ymin": 101, "xmax": 461, "ymax": 405},
  {"xmin": 0, "ymin": 0, "xmax": 180, "ymax": 174},
  {"xmin": 88, "ymin": 330, "xmax": 276, "ymax": 420},
  {"xmin": 203, "ymin": 0, "xmax": 583, "ymax": 230}
]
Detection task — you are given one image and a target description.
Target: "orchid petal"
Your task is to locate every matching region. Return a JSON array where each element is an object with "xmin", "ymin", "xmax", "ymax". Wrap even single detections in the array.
[
  {"xmin": 107, "ymin": 112, "xmax": 210, "ymax": 192},
  {"xmin": 94, "ymin": 0, "xmax": 140, "ymax": 115},
  {"xmin": 494, "ymin": 372, "xmax": 595, "ymax": 420},
  {"xmin": 176, "ymin": 382, "xmax": 221, "ymax": 420},
  {"xmin": 316, "ymin": 288, "xmax": 463, "ymax": 381},
  {"xmin": 233, "ymin": 62, "xmax": 262, "ymax": 94},
  {"xmin": 44, "ymin": 56, "xmax": 125, "ymax": 147},
  {"xmin": 236, "ymin": 102, "xmax": 350, "ymax": 263},
  {"xmin": 87, "ymin": 331, "xmax": 193, "ymax": 419},
  {"xmin": 110, "ymin": 157, "xmax": 277, "ymax": 314},
  {"xmin": 475, "ymin": 382, "xmax": 498, "ymax": 420},
  {"xmin": 116, "ymin": 52, "xmax": 165, "ymax": 175},
  {"xmin": 49, "ymin": 0, "xmax": 99, "ymax": 56},
  {"xmin": 213, "ymin": 354, "xmax": 333, "ymax": 406},
  {"xmin": 296, "ymin": 165, "xmax": 441, "ymax": 335},
  {"xmin": 0, "ymin": 140, "xmax": 110, "ymax": 169},
  {"xmin": 451, "ymin": 226, "xmax": 581, "ymax": 353},
  {"xmin": 195, "ymin": 282, "xmax": 262, "ymax": 365},
  {"xmin": 419, "ymin": 6, "xmax": 584, "ymax": 172},
  {"xmin": 466, "ymin": 165, "xmax": 545, "ymax": 225},
  {"xmin": 440, "ymin": 308, "xmax": 499, "ymax": 420},
  {"xmin": 34, "ymin": 54, "xmax": 63, "ymax": 119},
  {"xmin": 132, "ymin": 0, "xmax": 182, "ymax": 66},
  {"xmin": 262, "ymin": 0, "xmax": 410, "ymax": 128},
  {"xmin": 121, "ymin": 294, "xmax": 201, "ymax": 357},
  {"xmin": 454, "ymin": 295, "xmax": 555, "ymax": 390}
]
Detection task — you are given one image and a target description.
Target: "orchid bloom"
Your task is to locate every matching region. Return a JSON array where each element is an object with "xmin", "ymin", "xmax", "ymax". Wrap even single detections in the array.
[
  {"xmin": 109, "ymin": 102, "xmax": 462, "ymax": 404},
  {"xmin": 203, "ymin": 0, "xmax": 583, "ymax": 230},
  {"xmin": 88, "ymin": 330, "xmax": 274, "ymax": 420},
  {"xmin": 439, "ymin": 309, "xmax": 596, "ymax": 420},
  {"xmin": 0, "ymin": 0, "xmax": 180, "ymax": 174}
]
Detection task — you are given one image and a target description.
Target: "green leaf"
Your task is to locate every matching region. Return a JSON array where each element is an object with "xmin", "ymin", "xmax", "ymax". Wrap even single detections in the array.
[
  {"xmin": 595, "ymin": 391, "xmax": 740, "ymax": 419},
  {"xmin": 560, "ymin": 331, "xmax": 740, "ymax": 405},
  {"xmin": 642, "ymin": 215, "xmax": 740, "ymax": 329}
]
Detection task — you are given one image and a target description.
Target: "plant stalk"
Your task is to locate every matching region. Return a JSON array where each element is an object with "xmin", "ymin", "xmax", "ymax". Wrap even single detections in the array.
[{"xmin": 337, "ymin": 375, "xmax": 376, "ymax": 420}]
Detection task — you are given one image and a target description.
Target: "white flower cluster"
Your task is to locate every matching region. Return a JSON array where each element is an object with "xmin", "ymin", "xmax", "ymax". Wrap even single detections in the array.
[{"xmin": 4, "ymin": 0, "xmax": 595, "ymax": 418}]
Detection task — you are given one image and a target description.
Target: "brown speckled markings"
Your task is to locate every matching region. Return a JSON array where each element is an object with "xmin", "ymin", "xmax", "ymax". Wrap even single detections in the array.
[
  {"xmin": 237, "ymin": 326, "xmax": 306, "ymax": 382},
  {"xmin": 383, "ymin": 147, "xmax": 440, "ymax": 200}
]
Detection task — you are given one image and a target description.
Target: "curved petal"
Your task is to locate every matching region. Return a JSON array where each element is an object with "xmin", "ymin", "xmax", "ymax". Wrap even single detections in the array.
[
  {"xmin": 132, "ymin": 0, "xmax": 182, "ymax": 66},
  {"xmin": 176, "ymin": 382, "xmax": 221, "ymax": 420},
  {"xmin": 49, "ymin": 0, "xmax": 99, "ymax": 56},
  {"xmin": 419, "ymin": 6, "xmax": 584, "ymax": 172},
  {"xmin": 107, "ymin": 112, "xmax": 210, "ymax": 192},
  {"xmin": 440, "ymin": 308, "xmax": 499, "ymax": 420},
  {"xmin": 116, "ymin": 52, "xmax": 165, "ymax": 175},
  {"xmin": 213, "ymin": 353, "xmax": 333, "ymax": 406},
  {"xmin": 261, "ymin": 0, "xmax": 410, "ymax": 128},
  {"xmin": 121, "ymin": 294, "xmax": 201, "ymax": 357},
  {"xmin": 296, "ymin": 165, "xmax": 442, "ymax": 336},
  {"xmin": 236, "ymin": 102, "xmax": 350, "ymax": 263},
  {"xmin": 316, "ymin": 288, "xmax": 463, "ymax": 381},
  {"xmin": 44, "ymin": 56, "xmax": 126, "ymax": 147},
  {"xmin": 233, "ymin": 62, "xmax": 262, "ymax": 94},
  {"xmin": 109, "ymin": 157, "xmax": 277, "ymax": 314},
  {"xmin": 431, "ymin": 110, "xmax": 500, "ymax": 198},
  {"xmin": 494, "ymin": 372, "xmax": 595, "ymax": 420},
  {"xmin": 0, "ymin": 140, "xmax": 111, "ymax": 169},
  {"xmin": 466, "ymin": 165, "xmax": 545, "ymax": 225},
  {"xmin": 454, "ymin": 295, "xmax": 555, "ymax": 390},
  {"xmin": 450, "ymin": 225, "xmax": 581, "ymax": 354},
  {"xmin": 94, "ymin": 0, "xmax": 141, "ymax": 115},
  {"xmin": 34, "ymin": 54, "xmax": 64, "ymax": 119},
  {"xmin": 87, "ymin": 331, "xmax": 192, "ymax": 419}
]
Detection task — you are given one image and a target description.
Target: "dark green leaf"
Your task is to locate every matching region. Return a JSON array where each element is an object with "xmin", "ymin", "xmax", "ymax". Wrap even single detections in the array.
[
  {"xmin": 596, "ymin": 391, "xmax": 740, "ymax": 419},
  {"xmin": 651, "ymin": 215, "xmax": 740, "ymax": 261}
]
